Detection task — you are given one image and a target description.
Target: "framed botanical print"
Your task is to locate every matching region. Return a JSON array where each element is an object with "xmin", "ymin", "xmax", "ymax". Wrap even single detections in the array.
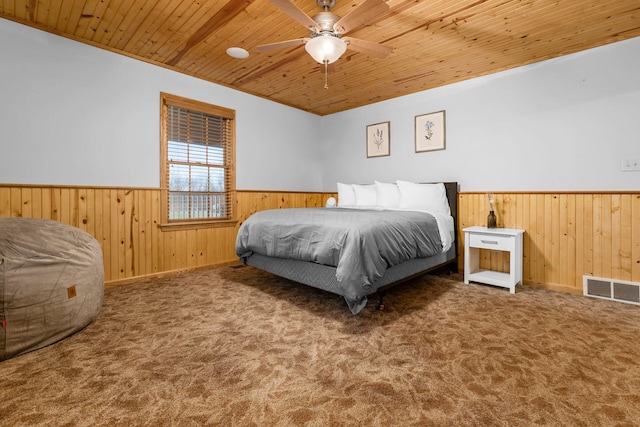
[
  {"xmin": 415, "ymin": 110, "xmax": 445, "ymax": 152},
  {"xmin": 366, "ymin": 121, "xmax": 390, "ymax": 158}
]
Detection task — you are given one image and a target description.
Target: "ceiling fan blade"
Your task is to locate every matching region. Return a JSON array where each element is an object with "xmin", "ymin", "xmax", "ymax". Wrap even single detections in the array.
[
  {"xmin": 257, "ymin": 38, "xmax": 309, "ymax": 52},
  {"xmin": 343, "ymin": 37, "xmax": 393, "ymax": 58},
  {"xmin": 269, "ymin": 0, "xmax": 320, "ymax": 31},
  {"xmin": 333, "ymin": 0, "xmax": 389, "ymax": 35}
]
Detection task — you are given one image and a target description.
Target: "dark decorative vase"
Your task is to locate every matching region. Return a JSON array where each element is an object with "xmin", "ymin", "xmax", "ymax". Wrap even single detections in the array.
[{"xmin": 487, "ymin": 210, "xmax": 497, "ymax": 228}]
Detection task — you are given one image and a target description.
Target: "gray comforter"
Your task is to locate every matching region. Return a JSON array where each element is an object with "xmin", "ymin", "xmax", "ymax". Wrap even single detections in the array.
[{"xmin": 235, "ymin": 208, "xmax": 442, "ymax": 308}]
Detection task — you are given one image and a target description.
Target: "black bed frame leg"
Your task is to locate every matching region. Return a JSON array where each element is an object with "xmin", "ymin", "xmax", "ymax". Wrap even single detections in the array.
[
  {"xmin": 447, "ymin": 261, "xmax": 458, "ymax": 275},
  {"xmin": 377, "ymin": 291, "xmax": 386, "ymax": 311}
]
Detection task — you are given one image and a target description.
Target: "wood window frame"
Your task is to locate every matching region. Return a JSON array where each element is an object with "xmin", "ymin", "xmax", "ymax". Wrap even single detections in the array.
[{"xmin": 160, "ymin": 92, "xmax": 237, "ymax": 230}]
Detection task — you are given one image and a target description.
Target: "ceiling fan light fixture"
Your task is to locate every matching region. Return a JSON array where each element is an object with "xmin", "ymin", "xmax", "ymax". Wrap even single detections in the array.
[{"xmin": 305, "ymin": 34, "xmax": 347, "ymax": 64}]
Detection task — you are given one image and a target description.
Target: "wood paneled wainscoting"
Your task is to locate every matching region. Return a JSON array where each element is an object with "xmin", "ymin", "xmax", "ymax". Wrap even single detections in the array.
[
  {"xmin": 0, "ymin": 185, "xmax": 335, "ymax": 287},
  {"xmin": 458, "ymin": 192, "xmax": 640, "ymax": 294},
  {"xmin": 2, "ymin": 185, "xmax": 639, "ymax": 296}
]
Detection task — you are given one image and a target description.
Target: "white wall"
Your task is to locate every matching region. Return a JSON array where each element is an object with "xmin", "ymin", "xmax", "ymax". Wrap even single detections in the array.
[
  {"xmin": 0, "ymin": 18, "xmax": 323, "ymax": 191},
  {"xmin": 320, "ymin": 37, "xmax": 640, "ymax": 192},
  {"xmin": 2, "ymin": 18, "xmax": 639, "ymax": 194}
]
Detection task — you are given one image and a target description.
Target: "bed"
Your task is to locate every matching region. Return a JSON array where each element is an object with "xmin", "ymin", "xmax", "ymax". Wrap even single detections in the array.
[{"xmin": 235, "ymin": 181, "xmax": 458, "ymax": 314}]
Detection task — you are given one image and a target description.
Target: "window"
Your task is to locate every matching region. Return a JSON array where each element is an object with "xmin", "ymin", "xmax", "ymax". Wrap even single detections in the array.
[{"xmin": 160, "ymin": 93, "xmax": 236, "ymax": 227}]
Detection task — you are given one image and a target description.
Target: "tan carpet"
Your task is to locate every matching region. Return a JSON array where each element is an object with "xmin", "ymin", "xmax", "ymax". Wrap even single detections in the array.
[{"xmin": 2, "ymin": 265, "xmax": 640, "ymax": 426}]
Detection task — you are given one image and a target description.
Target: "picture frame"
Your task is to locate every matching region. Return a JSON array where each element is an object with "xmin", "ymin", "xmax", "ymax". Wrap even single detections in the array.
[
  {"xmin": 415, "ymin": 110, "xmax": 446, "ymax": 152},
  {"xmin": 366, "ymin": 121, "xmax": 390, "ymax": 158}
]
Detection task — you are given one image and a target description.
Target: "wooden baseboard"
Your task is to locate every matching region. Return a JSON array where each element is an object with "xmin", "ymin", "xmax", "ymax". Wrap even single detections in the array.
[
  {"xmin": 104, "ymin": 260, "xmax": 242, "ymax": 288},
  {"xmin": 523, "ymin": 280, "xmax": 583, "ymax": 295}
]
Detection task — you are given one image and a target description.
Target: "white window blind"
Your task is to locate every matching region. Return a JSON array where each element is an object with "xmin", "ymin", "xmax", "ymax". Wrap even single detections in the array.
[{"xmin": 164, "ymin": 99, "xmax": 234, "ymax": 222}]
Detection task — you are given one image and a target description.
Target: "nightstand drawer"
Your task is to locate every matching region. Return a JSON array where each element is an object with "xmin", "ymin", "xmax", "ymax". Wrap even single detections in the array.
[{"xmin": 468, "ymin": 233, "xmax": 513, "ymax": 251}]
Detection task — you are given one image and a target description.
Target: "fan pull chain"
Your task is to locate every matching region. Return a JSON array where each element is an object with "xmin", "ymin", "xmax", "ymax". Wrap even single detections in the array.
[{"xmin": 324, "ymin": 60, "xmax": 329, "ymax": 89}]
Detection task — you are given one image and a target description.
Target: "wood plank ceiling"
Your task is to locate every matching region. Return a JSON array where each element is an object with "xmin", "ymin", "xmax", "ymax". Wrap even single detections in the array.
[{"xmin": 2, "ymin": 0, "xmax": 639, "ymax": 115}]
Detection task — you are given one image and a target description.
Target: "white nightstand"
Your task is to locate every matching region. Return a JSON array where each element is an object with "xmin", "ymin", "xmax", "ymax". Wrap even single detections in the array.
[{"xmin": 463, "ymin": 226, "xmax": 525, "ymax": 293}]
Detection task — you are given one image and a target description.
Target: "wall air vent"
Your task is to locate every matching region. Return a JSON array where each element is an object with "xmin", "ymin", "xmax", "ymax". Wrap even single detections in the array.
[{"xmin": 583, "ymin": 276, "xmax": 640, "ymax": 306}]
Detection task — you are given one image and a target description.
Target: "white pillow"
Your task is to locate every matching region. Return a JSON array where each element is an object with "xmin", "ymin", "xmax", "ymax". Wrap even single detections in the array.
[
  {"xmin": 375, "ymin": 181, "xmax": 400, "ymax": 208},
  {"xmin": 396, "ymin": 181, "xmax": 451, "ymax": 215},
  {"xmin": 353, "ymin": 184, "xmax": 377, "ymax": 206},
  {"xmin": 337, "ymin": 182, "xmax": 355, "ymax": 207}
]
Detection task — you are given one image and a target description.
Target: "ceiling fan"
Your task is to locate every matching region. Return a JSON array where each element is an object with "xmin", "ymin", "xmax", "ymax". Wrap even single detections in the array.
[{"xmin": 257, "ymin": 0, "xmax": 393, "ymax": 83}]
